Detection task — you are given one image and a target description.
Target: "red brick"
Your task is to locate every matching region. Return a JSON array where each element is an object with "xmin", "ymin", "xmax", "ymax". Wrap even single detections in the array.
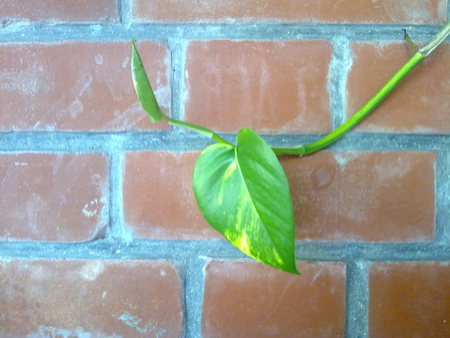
[
  {"xmin": 202, "ymin": 260, "xmax": 346, "ymax": 338},
  {"xmin": 347, "ymin": 42, "xmax": 450, "ymax": 133},
  {"xmin": 281, "ymin": 151, "xmax": 435, "ymax": 241},
  {"xmin": 184, "ymin": 40, "xmax": 332, "ymax": 134},
  {"xmin": 133, "ymin": 0, "xmax": 445, "ymax": 24},
  {"xmin": 0, "ymin": 153, "xmax": 108, "ymax": 241},
  {"xmin": 123, "ymin": 151, "xmax": 218, "ymax": 239},
  {"xmin": 0, "ymin": 41, "xmax": 170, "ymax": 131},
  {"xmin": 0, "ymin": 0, "xmax": 117, "ymax": 23},
  {"xmin": 370, "ymin": 262, "xmax": 450, "ymax": 337},
  {"xmin": 0, "ymin": 259, "xmax": 183, "ymax": 337}
]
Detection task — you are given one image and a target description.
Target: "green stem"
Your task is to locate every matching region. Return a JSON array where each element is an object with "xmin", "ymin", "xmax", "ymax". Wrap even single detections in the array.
[
  {"xmin": 271, "ymin": 145, "xmax": 306, "ymax": 155},
  {"xmin": 303, "ymin": 52, "xmax": 424, "ymax": 155},
  {"xmin": 273, "ymin": 19, "xmax": 450, "ymax": 156},
  {"xmin": 273, "ymin": 52, "xmax": 424, "ymax": 155},
  {"xmin": 163, "ymin": 116, "xmax": 234, "ymax": 146}
]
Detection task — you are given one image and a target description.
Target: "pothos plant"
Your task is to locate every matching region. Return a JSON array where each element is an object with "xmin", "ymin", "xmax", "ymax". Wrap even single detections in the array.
[{"xmin": 131, "ymin": 21, "xmax": 450, "ymax": 275}]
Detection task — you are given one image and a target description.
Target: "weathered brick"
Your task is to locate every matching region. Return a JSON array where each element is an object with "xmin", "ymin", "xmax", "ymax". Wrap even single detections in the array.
[
  {"xmin": 0, "ymin": 0, "xmax": 117, "ymax": 23},
  {"xmin": 0, "ymin": 41, "xmax": 170, "ymax": 131},
  {"xmin": 0, "ymin": 153, "xmax": 108, "ymax": 241},
  {"xmin": 133, "ymin": 0, "xmax": 446, "ymax": 24},
  {"xmin": 202, "ymin": 260, "xmax": 346, "ymax": 337},
  {"xmin": 347, "ymin": 42, "xmax": 450, "ymax": 133},
  {"xmin": 370, "ymin": 262, "xmax": 450, "ymax": 337},
  {"xmin": 123, "ymin": 151, "xmax": 218, "ymax": 239},
  {"xmin": 0, "ymin": 259, "xmax": 183, "ymax": 337},
  {"xmin": 184, "ymin": 40, "xmax": 332, "ymax": 134},
  {"xmin": 281, "ymin": 151, "xmax": 435, "ymax": 241}
]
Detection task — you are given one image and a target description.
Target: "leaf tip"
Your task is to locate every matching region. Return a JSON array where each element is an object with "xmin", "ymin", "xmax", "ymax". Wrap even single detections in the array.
[
  {"xmin": 131, "ymin": 39, "xmax": 138, "ymax": 52},
  {"xmin": 288, "ymin": 266, "xmax": 301, "ymax": 275},
  {"xmin": 275, "ymin": 259, "xmax": 301, "ymax": 275},
  {"xmin": 130, "ymin": 38, "xmax": 165, "ymax": 123}
]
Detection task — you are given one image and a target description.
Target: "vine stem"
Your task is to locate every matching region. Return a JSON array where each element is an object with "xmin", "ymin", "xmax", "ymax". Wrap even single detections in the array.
[
  {"xmin": 272, "ymin": 19, "xmax": 450, "ymax": 156},
  {"xmin": 132, "ymin": 39, "xmax": 233, "ymax": 147},
  {"xmin": 135, "ymin": 20, "xmax": 450, "ymax": 152},
  {"xmin": 302, "ymin": 53, "xmax": 424, "ymax": 155},
  {"xmin": 163, "ymin": 116, "xmax": 234, "ymax": 146}
]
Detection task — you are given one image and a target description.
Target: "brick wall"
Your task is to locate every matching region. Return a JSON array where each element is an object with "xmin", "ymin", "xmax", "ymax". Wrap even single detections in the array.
[{"xmin": 1, "ymin": 1, "xmax": 449, "ymax": 337}]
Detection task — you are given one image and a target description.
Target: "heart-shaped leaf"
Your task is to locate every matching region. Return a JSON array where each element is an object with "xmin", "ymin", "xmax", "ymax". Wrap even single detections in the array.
[
  {"xmin": 131, "ymin": 40, "xmax": 165, "ymax": 123},
  {"xmin": 193, "ymin": 128, "xmax": 299, "ymax": 274}
]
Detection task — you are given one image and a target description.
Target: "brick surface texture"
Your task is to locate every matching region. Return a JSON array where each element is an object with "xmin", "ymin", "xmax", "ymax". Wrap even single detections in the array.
[
  {"xmin": 0, "ymin": 259, "xmax": 183, "ymax": 337},
  {"xmin": 0, "ymin": 41, "xmax": 170, "ymax": 131},
  {"xmin": 370, "ymin": 262, "xmax": 450, "ymax": 337},
  {"xmin": 1, "ymin": 0, "xmax": 449, "ymax": 337},
  {"xmin": 0, "ymin": 153, "xmax": 109, "ymax": 241},
  {"xmin": 133, "ymin": 0, "xmax": 446, "ymax": 24},
  {"xmin": 1, "ymin": 0, "xmax": 118, "ymax": 23},
  {"xmin": 184, "ymin": 40, "xmax": 332, "ymax": 134},
  {"xmin": 202, "ymin": 261, "xmax": 346, "ymax": 337}
]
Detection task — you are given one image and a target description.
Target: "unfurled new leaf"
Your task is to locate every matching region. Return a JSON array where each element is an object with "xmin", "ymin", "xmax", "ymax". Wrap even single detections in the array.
[
  {"xmin": 131, "ymin": 40, "xmax": 165, "ymax": 123},
  {"xmin": 193, "ymin": 128, "xmax": 299, "ymax": 274}
]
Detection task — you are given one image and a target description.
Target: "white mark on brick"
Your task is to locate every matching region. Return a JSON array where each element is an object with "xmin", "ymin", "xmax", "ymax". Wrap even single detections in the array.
[
  {"xmin": 0, "ymin": 54, "xmax": 56, "ymax": 95},
  {"xmin": 412, "ymin": 125, "xmax": 436, "ymax": 133},
  {"xmin": 14, "ymin": 162, "xmax": 28, "ymax": 166},
  {"xmin": 396, "ymin": 0, "xmax": 431, "ymax": 22},
  {"xmin": 263, "ymin": 276, "xmax": 295, "ymax": 321},
  {"xmin": 69, "ymin": 98, "xmax": 84, "ymax": 118},
  {"xmin": 333, "ymin": 152, "xmax": 361, "ymax": 169},
  {"xmin": 26, "ymin": 193, "xmax": 46, "ymax": 235},
  {"xmin": 30, "ymin": 264, "xmax": 49, "ymax": 281},
  {"xmin": 73, "ymin": 73, "xmax": 94, "ymax": 97},
  {"xmin": 153, "ymin": 85, "xmax": 171, "ymax": 111},
  {"xmin": 114, "ymin": 311, "xmax": 167, "ymax": 337},
  {"xmin": 82, "ymin": 198, "xmax": 99, "ymax": 218},
  {"xmin": 374, "ymin": 156, "xmax": 413, "ymax": 181},
  {"xmin": 79, "ymin": 261, "xmax": 105, "ymax": 281},
  {"xmin": 122, "ymin": 57, "xmax": 129, "ymax": 68},
  {"xmin": 184, "ymin": 70, "xmax": 191, "ymax": 104},
  {"xmin": 95, "ymin": 54, "xmax": 103, "ymax": 65},
  {"xmin": 102, "ymin": 291, "xmax": 107, "ymax": 299},
  {"xmin": 102, "ymin": 102, "xmax": 146, "ymax": 130},
  {"xmin": 295, "ymin": 67, "xmax": 308, "ymax": 114},
  {"xmin": 310, "ymin": 265, "xmax": 325, "ymax": 286},
  {"xmin": 106, "ymin": 79, "xmax": 124, "ymax": 102},
  {"xmin": 26, "ymin": 325, "xmax": 123, "ymax": 338}
]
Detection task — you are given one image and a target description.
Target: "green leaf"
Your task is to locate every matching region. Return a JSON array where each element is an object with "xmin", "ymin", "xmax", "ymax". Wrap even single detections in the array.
[
  {"xmin": 131, "ymin": 40, "xmax": 165, "ymax": 123},
  {"xmin": 193, "ymin": 128, "xmax": 299, "ymax": 274}
]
